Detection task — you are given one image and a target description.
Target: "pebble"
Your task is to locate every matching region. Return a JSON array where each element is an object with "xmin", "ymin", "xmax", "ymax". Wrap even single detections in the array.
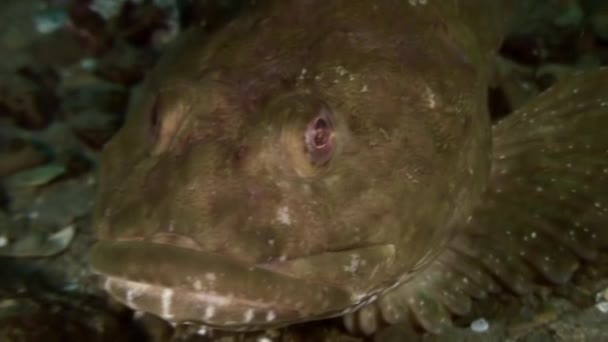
[
  {"xmin": 470, "ymin": 318, "xmax": 490, "ymax": 333},
  {"xmin": 596, "ymin": 302, "xmax": 608, "ymax": 314}
]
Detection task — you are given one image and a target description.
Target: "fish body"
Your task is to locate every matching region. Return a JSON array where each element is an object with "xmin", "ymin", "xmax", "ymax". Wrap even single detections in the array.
[{"xmin": 89, "ymin": 0, "xmax": 608, "ymax": 335}]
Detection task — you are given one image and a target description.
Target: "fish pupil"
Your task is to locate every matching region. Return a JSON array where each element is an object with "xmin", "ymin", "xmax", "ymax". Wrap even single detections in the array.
[
  {"xmin": 313, "ymin": 118, "xmax": 330, "ymax": 147},
  {"xmin": 304, "ymin": 113, "xmax": 335, "ymax": 167}
]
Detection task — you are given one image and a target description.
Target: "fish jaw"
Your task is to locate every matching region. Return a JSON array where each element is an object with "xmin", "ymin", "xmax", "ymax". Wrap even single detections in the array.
[{"xmin": 89, "ymin": 239, "xmax": 398, "ymax": 330}]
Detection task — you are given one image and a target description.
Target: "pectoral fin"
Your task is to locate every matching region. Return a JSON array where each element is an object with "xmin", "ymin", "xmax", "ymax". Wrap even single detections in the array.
[{"xmin": 346, "ymin": 67, "xmax": 608, "ymax": 334}]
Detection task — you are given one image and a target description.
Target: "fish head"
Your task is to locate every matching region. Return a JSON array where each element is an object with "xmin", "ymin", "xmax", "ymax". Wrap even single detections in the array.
[{"xmin": 90, "ymin": 1, "xmax": 492, "ymax": 330}]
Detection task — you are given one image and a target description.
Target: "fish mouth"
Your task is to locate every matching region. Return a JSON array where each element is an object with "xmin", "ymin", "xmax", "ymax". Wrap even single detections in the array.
[{"xmin": 89, "ymin": 240, "xmax": 356, "ymax": 330}]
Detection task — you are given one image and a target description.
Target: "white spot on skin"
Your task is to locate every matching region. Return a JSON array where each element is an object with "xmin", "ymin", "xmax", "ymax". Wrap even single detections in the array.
[
  {"xmin": 125, "ymin": 282, "xmax": 150, "ymax": 308},
  {"xmin": 266, "ymin": 310, "xmax": 276, "ymax": 322},
  {"xmin": 408, "ymin": 0, "xmax": 428, "ymax": 5},
  {"xmin": 424, "ymin": 85, "xmax": 438, "ymax": 109},
  {"xmin": 194, "ymin": 292, "xmax": 231, "ymax": 306},
  {"xmin": 205, "ymin": 273, "xmax": 217, "ymax": 281},
  {"xmin": 244, "ymin": 308, "xmax": 254, "ymax": 322},
  {"xmin": 197, "ymin": 326, "xmax": 208, "ymax": 335},
  {"xmin": 133, "ymin": 311, "xmax": 146, "ymax": 319},
  {"xmin": 0, "ymin": 236, "xmax": 7, "ymax": 248},
  {"xmin": 161, "ymin": 288, "xmax": 174, "ymax": 319},
  {"xmin": 168, "ymin": 220, "xmax": 175, "ymax": 232},
  {"xmin": 335, "ymin": 65, "xmax": 347, "ymax": 76},
  {"xmin": 276, "ymin": 206, "xmax": 292, "ymax": 225},
  {"xmin": 297, "ymin": 68, "xmax": 307, "ymax": 81},
  {"xmin": 344, "ymin": 254, "xmax": 363, "ymax": 273},
  {"xmin": 470, "ymin": 318, "xmax": 489, "ymax": 332},
  {"xmin": 193, "ymin": 279, "xmax": 202, "ymax": 291},
  {"xmin": 204, "ymin": 305, "xmax": 216, "ymax": 320},
  {"xmin": 103, "ymin": 278, "xmax": 113, "ymax": 292}
]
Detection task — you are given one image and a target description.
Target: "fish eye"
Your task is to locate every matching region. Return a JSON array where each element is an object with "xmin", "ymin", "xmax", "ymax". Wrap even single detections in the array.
[
  {"xmin": 304, "ymin": 108, "xmax": 335, "ymax": 166},
  {"xmin": 146, "ymin": 91, "xmax": 186, "ymax": 155}
]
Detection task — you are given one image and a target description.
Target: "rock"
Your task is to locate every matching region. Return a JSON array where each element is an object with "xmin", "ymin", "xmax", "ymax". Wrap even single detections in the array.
[
  {"xmin": 0, "ymin": 140, "xmax": 48, "ymax": 178},
  {"xmin": 3, "ymin": 163, "xmax": 66, "ymax": 188}
]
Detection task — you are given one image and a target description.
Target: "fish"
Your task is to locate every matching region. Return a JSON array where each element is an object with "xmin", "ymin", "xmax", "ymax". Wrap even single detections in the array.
[{"xmin": 88, "ymin": 0, "xmax": 608, "ymax": 336}]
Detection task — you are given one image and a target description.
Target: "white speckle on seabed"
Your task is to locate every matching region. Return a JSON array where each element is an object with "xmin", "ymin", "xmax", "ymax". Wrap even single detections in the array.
[
  {"xmin": 596, "ymin": 288, "xmax": 608, "ymax": 303},
  {"xmin": 596, "ymin": 302, "xmax": 608, "ymax": 314}
]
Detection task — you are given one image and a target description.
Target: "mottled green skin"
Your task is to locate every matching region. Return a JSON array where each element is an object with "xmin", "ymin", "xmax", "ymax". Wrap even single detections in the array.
[{"xmin": 90, "ymin": 0, "xmax": 513, "ymax": 329}]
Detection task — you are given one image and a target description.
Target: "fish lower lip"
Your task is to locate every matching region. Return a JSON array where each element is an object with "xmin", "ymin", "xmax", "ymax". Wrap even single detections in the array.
[
  {"xmin": 147, "ymin": 232, "xmax": 203, "ymax": 250},
  {"xmin": 89, "ymin": 241, "xmax": 353, "ymax": 329}
]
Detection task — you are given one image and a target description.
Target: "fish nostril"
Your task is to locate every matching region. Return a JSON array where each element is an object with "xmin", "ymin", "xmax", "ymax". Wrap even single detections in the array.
[
  {"xmin": 247, "ymin": 184, "xmax": 263, "ymax": 202},
  {"xmin": 232, "ymin": 145, "xmax": 248, "ymax": 169},
  {"xmin": 235, "ymin": 145, "xmax": 247, "ymax": 160}
]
